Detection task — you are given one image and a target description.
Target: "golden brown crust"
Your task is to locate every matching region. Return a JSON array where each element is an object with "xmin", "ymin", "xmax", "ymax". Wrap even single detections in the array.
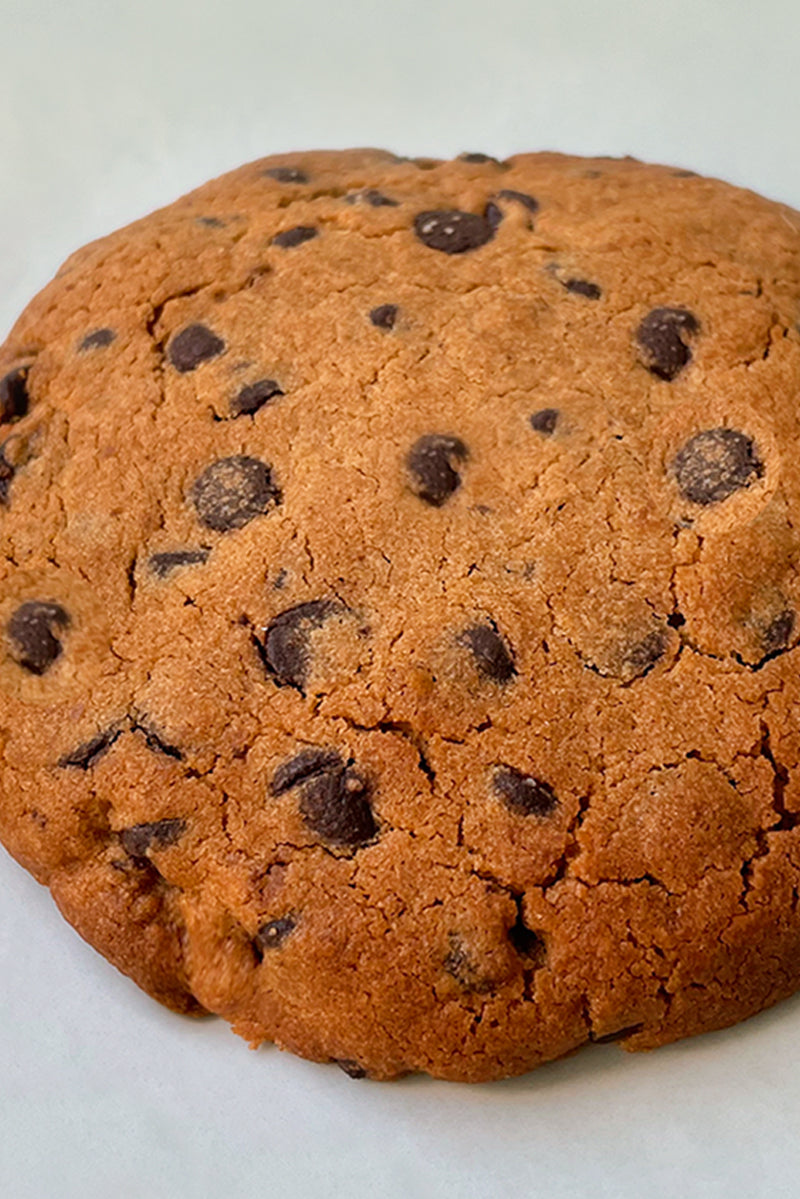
[{"xmin": 1, "ymin": 149, "xmax": 800, "ymax": 1081}]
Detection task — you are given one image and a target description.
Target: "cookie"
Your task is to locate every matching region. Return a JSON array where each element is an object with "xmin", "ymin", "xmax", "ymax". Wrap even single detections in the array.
[{"xmin": 1, "ymin": 148, "xmax": 800, "ymax": 1083}]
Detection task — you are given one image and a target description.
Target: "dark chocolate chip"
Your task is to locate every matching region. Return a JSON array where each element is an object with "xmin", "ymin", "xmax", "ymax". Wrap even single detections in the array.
[
  {"xmin": 134, "ymin": 723, "xmax": 183, "ymax": 760},
  {"xmin": 190, "ymin": 455, "xmax": 281, "ymax": 532},
  {"xmin": 345, "ymin": 189, "xmax": 399, "ymax": 207},
  {"xmin": 493, "ymin": 764, "xmax": 558, "ymax": 817},
  {"xmin": 413, "ymin": 210, "xmax": 495, "ymax": 254},
  {"xmin": 335, "ymin": 1059, "xmax": 368, "ymax": 1079},
  {"xmin": 407, "ymin": 434, "xmax": 468, "ymax": 506},
  {"xmin": 484, "ymin": 201, "xmax": 503, "ymax": 231},
  {"xmin": 636, "ymin": 307, "xmax": 699, "ymax": 380},
  {"xmin": 459, "ymin": 152, "xmax": 502, "ymax": 165},
  {"xmin": 459, "ymin": 623, "xmax": 516, "ymax": 683},
  {"xmin": 254, "ymin": 914, "xmax": 297, "ymax": 953},
  {"xmin": 271, "ymin": 747, "xmax": 344, "ymax": 796},
  {"xmin": 673, "ymin": 428, "xmax": 762, "ymax": 505},
  {"xmin": 148, "ymin": 548, "xmax": 211, "ymax": 578},
  {"xmin": 119, "ymin": 818, "xmax": 186, "ymax": 860},
  {"xmin": 622, "ymin": 628, "xmax": 668, "ymax": 679},
  {"xmin": 369, "ymin": 304, "xmax": 398, "ymax": 330},
  {"xmin": 763, "ymin": 610, "xmax": 795, "ymax": 655},
  {"xmin": 6, "ymin": 601, "xmax": 69, "ymax": 675},
  {"xmin": 79, "ymin": 328, "xmax": 115, "ymax": 352},
  {"xmin": 529, "ymin": 408, "xmax": 559, "ymax": 436},
  {"xmin": 168, "ymin": 324, "xmax": 226, "ymax": 373},
  {"xmin": 495, "ymin": 189, "xmax": 539, "ymax": 215},
  {"xmin": 562, "ymin": 278, "xmax": 601, "ymax": 300},
  {"xmin": 0, "ymin": 367, "xmax": 30, "ymax": 423},
  {"xmin": 299, "ymin": 763, "xmax": 377, "ymax": 847},
  {"xmin": 272, "ymin": 226, "xmax": 317, "ymax": 249},
  {"xmin": 230, "ymin": 378, "xmax": 284, "ymax": 418},
  {"xmin": 58, "ymin": 727, "xmax": 121, "ymax": 769},
  {"xmin": 260, "ymin": 600, "xmax": 342, "ymax": 690},
  {"xmin": 265, "ymin": 167, "xmax": 309, "ymax": 184}
]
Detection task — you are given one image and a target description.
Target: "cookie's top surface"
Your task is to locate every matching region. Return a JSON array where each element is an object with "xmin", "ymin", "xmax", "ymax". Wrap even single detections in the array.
[{"xmin": 2, "ymin": 149, "xmax": 800, "ymax": 1082}]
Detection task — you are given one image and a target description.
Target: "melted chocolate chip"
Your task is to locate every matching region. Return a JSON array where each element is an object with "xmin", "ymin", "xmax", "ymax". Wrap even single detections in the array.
[
  {"xmin": 272, "ymin": 226, "xmax": 317, "ymax": 248},
  {"xmin": 369, "ymin": 304, "xmax": 399, "ymax": 330},
  {"xmin": 636, "ymin": 307, "xmax": 699, "ymax": 380},
  {"xmin": 299, "ymin": 764, "xmax": 377, "ymax": 847},
  {"xmin": 230, "ymin": 379, "xmax": 284, "ymax": 418},
  {"xmin": 562, "ymin": 278, "xmax": 601, "ymax": 300},
  {"xmin": 58, "ymin": 727, "xmax": 121, "ymax": 769},
  {"xmin": 260, "ymin": 600, "xmax": 342, "ymax": 690},
  {"xmin": 336, "ymin": 1060, "xmax": 368, "ymax": 1079},
  {"xmin": 79, "ymin": 328, "xmax": 115, "ymax": 352},
  {"xmin": 407, "ymin": 434, "xmax": 468, "ymax": 506},
  {"xmin": 621, "ymin": 628, "xmax": 668, "ymax": 679},
  {"xmin": 529, "ymin": 408, "xmax": 559, "ymax": 436},
  {"xmin": 271, "ymin": 747, "xmax": 344, "ymax": 796},
  {"xmin": 673, "ymin": 428, "xmax": 762, "ymax": 505},
  {"xmin": 484, "ymin": 201, "xmax": 504, "ymax": 231},
  {"xmin": 763, "ymin": 610, "xmax": 795, "ymax": 655},
  {"xmin": 345, "ymin": 189, "xmax": 399, "ymax": 207},
  {"xmin": 255, "ymin": 914, "xmax": 297, "ymax": 953},
  {"xmin": 7, "ymin": 601, "xmax": 69, "ymax": 675},
  {"xmin": 459, "ymin": 152, "xmax": 504, "ymax": 166},
  {"xmin": 493, "ymin": 764, "xmax": 558, "ymax": 817},
  {"xmin": 459, "ymin": 623, "xmax": 516, "ymax": 683},
  {"xmin": 495, "ymin": 189, "xmax": 539, "ymax": 215},
  {"xmin": 119, "ymin": 819, "xmax": 186, "ymax": 860},
  {"xmin": 413, "ymin": 210, "xmax": 495, "ymax": 254},
  {"xmin": 190, "ymin": 456, "xmax": 281, "ymax": 532},
  {"xmin": 134, "ymin": 724, "xmax": 183, "ymax": 760},
  {"xmin": 0, "ymin": 367, "xmax": 30, "ymax": 423},
  {"xmin": 148, "ymin": 548, "xmax": 211, "ymax": 578},
  {"xmin": 168, "ymin": 324, "xmax": 226, "ymax": 373},
  {"xmin": 265, "ymin": 166, "xmax": 308, "ymax": 184}
]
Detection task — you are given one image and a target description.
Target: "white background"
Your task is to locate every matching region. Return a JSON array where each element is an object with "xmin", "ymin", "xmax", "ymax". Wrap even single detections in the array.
[{"xmin": 1, "ymin": 1, "xmax": 800, "ymax": 1196}]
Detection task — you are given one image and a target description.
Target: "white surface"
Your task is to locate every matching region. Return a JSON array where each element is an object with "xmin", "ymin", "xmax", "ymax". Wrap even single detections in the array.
[{"xmin": 2, "ymin": 1, "xmax": 800, "ymax": 1196}]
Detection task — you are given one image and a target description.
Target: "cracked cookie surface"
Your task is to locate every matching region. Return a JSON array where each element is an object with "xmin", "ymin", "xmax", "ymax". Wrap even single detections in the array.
[{"xmin": 1, "ymin": 148, "xmax": 800, "ymax": 1082}]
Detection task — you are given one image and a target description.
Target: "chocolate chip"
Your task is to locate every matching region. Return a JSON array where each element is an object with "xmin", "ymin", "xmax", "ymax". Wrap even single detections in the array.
[
  {"xmin": 345, "ymin": 189, "xmax": 399, "ymax": 207},
  {"xmin": 0, "ymin": 367, "xmax": 30, "ymax": 423},
  {"xmin": 562, "ymin": 278, "xmax": 601, "ymax": 300},
  {"xmin": 148, "ymin": 548, "xmax": 211, "ymax": 578},
  {"xmin": 119, "ymin": 819, "xmax": 186, "ymax": 860},
  {"xmin": 265, "ymin": 167, "xmax": 308, "ymax": 184},
  {"xmin": 58, "ymin": 727, "xmax": 121, "ymax": 769},
  {"xmin": 335, "ymin": 1059, "xmax": 368, "ymax": 1079},
  {"xmin": 673, "ymin": 429, "xmax": 762, "ymax": 505},
  {"xmin": 7, "ymin": 601, "xmax": 69, "ymax": 675},
  {"xmin": 134, "ymin": 723, "xmax": 183, "ymax": 760},
  {"xmin": 79, "ymin": 328, "xmax": 115, "ymax": 352},
  {"xmin": 271, "ymin": 747, "xmax": 344, "ymax": 796},
  {"xmin": 0, "ymin": 446, "xmax": 15, "ymax": 505},
  {"xmin": 495, "ymin": 189, "xmax": 539, "ymax": 215},
  {"xmin": 230, "ymin": 379, "xmax": 284, "ymax": 418},
  {"xmin": 407, "ymin": 434, "xmax": 468, "ymax": 506},
  {"xmin": 272, "ymin": 226, "xmax": 317, "ymax": 249},
  {"xmin": 459, "ymin": 623, "xmax": 516, "ymax": 683},
  {"xmin": 484, "ymin": 201, "xmax": 504, "ymax": 231},
  {"xmin": 369, "ymin": 304, "xmax": 398, "ymax": 330},
  {"xmin": 443, "ymin": 934, "xmax": 488, "ymax": 991},
  {"xmin": 299, "ymin": 763, "xmax": 377, "ymax": 848},
  {"xmin": 413, "ymin": 210, "xmax": 495, "ymax": 254},
  {"xmin": 190, "ymin": 456, "xmax": 281, "ymax": 532},
  {"xmin": 196, "ymin": 216, "xmax": 225, "ymax": 228},
  {"xmin": 529, "ymin": 408, "xmax": 559, "ymax": 436},
  {"xmin": 636, "ymin": 307, "xmax": 699, "ymax": 380},
  {"xmin": 493, "ymin": 765, "xmax": 558, "ymax": 816},
  {"xmin": 459, "ymin": 152, "xmax": 503, "ymax": 165},
  {"xmin": 763, "ymin": 610, "xmax": 795, "ymax": 655},
  {"xmin": 168, "ymin": 324, "xmax": 226, "ymax": 373},
  {"xmin": 259, "ymin": 600, "xmax": 342, "ymax": 690},
  {"xmin": 622, "ymin": 629, "xmax": 668, "ymax": 679},
  {"xmin": 255, "ymin": 914, "xmax": 297, "ymax": 952}
]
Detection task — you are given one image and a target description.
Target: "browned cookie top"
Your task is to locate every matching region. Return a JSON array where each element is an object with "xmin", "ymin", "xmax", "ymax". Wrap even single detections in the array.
[{"xmin": 1, "ymin": 148, "xmax": 800, "ymax": 1082}]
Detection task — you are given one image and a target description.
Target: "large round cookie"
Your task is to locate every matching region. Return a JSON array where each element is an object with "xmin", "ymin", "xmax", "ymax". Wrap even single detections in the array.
[{"xmin": 1, "ymin": 149, "xmax": 800, "ymax": 1082}]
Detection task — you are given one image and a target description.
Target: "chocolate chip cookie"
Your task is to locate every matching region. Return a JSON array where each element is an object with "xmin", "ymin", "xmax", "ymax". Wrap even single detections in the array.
[{"xmin": 2, "ymin": 148, "xmax": 800, "ymax": 1082}]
